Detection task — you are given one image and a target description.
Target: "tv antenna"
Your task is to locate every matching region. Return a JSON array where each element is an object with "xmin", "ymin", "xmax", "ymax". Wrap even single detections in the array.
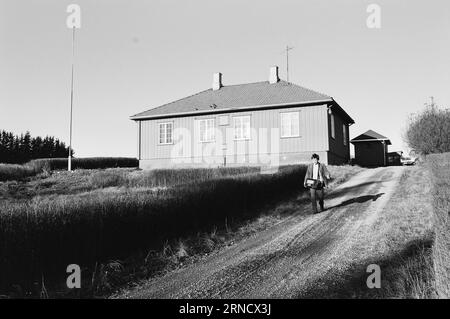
[{"xmin": 285, "ymin": 45, "xmax": 294, "ymax": 82}]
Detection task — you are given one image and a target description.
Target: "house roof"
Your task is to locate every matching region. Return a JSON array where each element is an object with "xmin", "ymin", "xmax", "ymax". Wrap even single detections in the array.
[
  {"xmin": 130, "ymin": 80, "xmax": 354, "ymax": 123},
  {"xmin": 350, "ymin": 130, "xmax": 392, "ymax": 145}
]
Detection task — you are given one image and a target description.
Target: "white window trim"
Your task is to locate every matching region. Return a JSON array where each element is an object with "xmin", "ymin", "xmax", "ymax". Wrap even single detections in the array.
[
  {"xmin": 233, "ymin": 115, "xmax": 251, "ymax": 141},
  {"xmin": 158, "ymin": 122, "xmax": 174, "ymax": 145},
  {"xmin": 198, "ymin": 118, "xmax": 215, "ymax": 143},
  {"xmin": 280, "ymin": 111, "xmax": 300, "ymax": 138}
]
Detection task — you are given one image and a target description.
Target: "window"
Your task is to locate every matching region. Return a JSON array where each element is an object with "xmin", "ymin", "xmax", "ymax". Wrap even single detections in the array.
[
  {"xmin": 343, "ymin": 124, "xmax": 347, "ymax": 145},
  {"xmin": 234, "ymin": 116, "xmax": 251, "ymax": 140},
  {"xmin": 280, "ymin": 112, "xmax": 300, "ymax": 137},
  {"xmin": 330, "ymin": 113, "xmax": 335, "ymax": 139},
  {"xmin": 159, "ymin": 122, "xmax": 173, "ymax": 144},
  {"xmin": 199, "ymin": 118, "xmax": 215, "ymax": 142}
]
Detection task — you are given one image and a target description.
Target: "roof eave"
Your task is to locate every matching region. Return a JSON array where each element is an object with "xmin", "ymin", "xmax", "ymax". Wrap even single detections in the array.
[
  {"xmin": 330, "ymin": 98, "xmax": 355, "ymax": 124},
  {"xmin": 350, "ymin": 138, "xmax": 392, "ymax": 145},
  {"xmin": 130, "ymin": 98, "xmax": 333, "ymax": 121}
]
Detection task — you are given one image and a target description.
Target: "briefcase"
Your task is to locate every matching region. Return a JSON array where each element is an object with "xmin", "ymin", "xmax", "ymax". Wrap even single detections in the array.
[{"xmin": 305, "ymin": 178, "xmax": 322, "ymax": 189}]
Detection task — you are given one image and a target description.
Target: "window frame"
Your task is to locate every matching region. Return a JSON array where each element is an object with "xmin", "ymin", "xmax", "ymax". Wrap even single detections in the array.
[
  {"xmin": 198, "ymin": 118, "xmax": 216, "ymax": 143},
  {"xmin": 343, "ymin": 124, "xmax": 347, "ymax": 146},
  {"xmin": 280, "ymin": 111, "xmax": 300, "ymax": 138},
  {"xmin": 158, "ymin": 121, "xmax": 174, "ymax": 145},
  {"xmin": 330, "ymin": 113, "xmax": 336, "ymax": 139},
  {"xmin": 233, "ymin": 115, "xmax": 251, "ymax": 141}
]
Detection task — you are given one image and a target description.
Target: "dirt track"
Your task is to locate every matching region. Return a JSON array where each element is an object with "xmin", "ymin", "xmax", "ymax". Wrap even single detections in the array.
[{"xmin": 119, "ymin": 166, "xmax": 404, "ymax": 299}]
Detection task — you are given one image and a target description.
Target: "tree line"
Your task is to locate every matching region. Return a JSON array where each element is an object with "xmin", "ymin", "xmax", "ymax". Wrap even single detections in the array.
[{"xmin": 0, "ymin": 130, "xmax": 73, "ymax": 164}]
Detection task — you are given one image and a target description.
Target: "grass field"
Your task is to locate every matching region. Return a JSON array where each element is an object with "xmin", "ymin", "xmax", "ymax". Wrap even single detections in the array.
[
  {"xmin": 0, "ymin": 157, "xmax": 138, "ymax": 182},
  {"xmin": 0, "ymin": 164, "xmax": 362, "ymax": 297}
]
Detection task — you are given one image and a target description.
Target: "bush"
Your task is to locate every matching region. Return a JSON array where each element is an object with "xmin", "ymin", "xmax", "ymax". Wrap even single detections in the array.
[
  {"xmin": 405, "ymin": 104, "xmax": 450, "ymax": 155},
  {"xmin": 0, "ymin": 165, "xmax": 306, "ymax": 292},
  {"xmin": 427, "ymin": 153, "xmax": 450, "ymax": 298}
]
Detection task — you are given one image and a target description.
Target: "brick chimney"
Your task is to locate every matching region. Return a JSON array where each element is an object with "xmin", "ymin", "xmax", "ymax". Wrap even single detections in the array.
[
  {"xmin": 269, "ymin": 66, "xmax": 279, "ymax": 84},
  {"xmin": 213, "ymin": 72, "xmax": 222, "ymax": 91}
]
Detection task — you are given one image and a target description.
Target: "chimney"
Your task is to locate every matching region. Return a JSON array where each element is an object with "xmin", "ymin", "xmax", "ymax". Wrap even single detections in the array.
[
  {"xmin": 269, "ymin": 66, "xmax": 279, "ymax": 84},
  {"xmin": 212, "ymin": 72, "xmax": 222, "ymax": 91}
]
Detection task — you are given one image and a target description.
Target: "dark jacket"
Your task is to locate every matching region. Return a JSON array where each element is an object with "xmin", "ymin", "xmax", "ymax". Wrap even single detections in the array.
[{"xmin": 303, "ymin": 162, "xmax": 331, "ymax": 187}]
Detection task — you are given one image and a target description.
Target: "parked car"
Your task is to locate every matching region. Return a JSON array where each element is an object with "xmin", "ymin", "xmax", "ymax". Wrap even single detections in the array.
[{"xmin": 401, "ymin": 156, "xmax": 417, "ymax": 165}]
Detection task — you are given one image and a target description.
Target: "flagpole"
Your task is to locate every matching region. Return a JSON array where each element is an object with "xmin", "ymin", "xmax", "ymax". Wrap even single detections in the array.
[{"xmin": 68, "ymin": 26, "xmax": 75, "ymax": 171}]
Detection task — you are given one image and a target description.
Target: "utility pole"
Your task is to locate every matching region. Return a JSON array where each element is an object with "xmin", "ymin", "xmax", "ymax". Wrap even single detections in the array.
[
  {"xmin": 285, "ymin": 45, "xmax": 294, "ymax": 82},
  {"xmin": 66, "ymin": 4, "xmax": 81, "ymax": 171},
  {"xmin": 68, "ymin": 26, "xmax": 75, "ymax": 171}
]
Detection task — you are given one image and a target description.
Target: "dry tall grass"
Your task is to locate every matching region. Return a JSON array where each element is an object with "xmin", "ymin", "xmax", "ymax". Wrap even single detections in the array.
[
  {"xmin": 0, "ymin": 165, "xmax": 307, "ymax": 294},
  {"xmin": 0, "ymin": 157, "xmax": 138, "ymax": 181},
  {"xmin": 427, "ymin": 153, "xmax": 450, "ymax": 298},
  {"xmin": 0, "ymin": 163, "xmax": 42, "ymax": 181}
]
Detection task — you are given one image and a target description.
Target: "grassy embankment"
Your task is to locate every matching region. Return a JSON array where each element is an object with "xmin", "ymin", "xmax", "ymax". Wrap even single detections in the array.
[
  {"xmin": 362, "ymin": 163, "xmax": 436, "ymax": 299},
  {"xmin": 0, "ymin": 163, "xmax": 362, "ymax": 298},
  {"xmin": 428, "ymin": 153, "xmax": 450, "ymax": 298},
  {"xmin": 371, "ymin": 154, "xmax": 450, "ymax": 299}
]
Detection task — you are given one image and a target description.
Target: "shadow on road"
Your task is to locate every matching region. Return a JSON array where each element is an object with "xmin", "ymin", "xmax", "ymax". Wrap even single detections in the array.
[
  {"xmin": 328, "ymin": 193, "xmax": 385, "ymax": 210},
  {"xmin": 325, "ymin": 181, "xmax": 384, "ymax": 199},
  {"xmin": 295, "ymin": 235, "xmax": 434, "ymax": 299}
]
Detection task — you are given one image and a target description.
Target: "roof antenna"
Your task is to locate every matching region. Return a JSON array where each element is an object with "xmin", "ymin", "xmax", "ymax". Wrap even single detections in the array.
[{"xmin": 285, "ymin": 45, "xmax": 294, "ymax": 82}]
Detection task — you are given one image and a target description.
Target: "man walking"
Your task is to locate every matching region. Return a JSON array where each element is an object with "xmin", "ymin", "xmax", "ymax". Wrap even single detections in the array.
[{"xmin": 303, "ymin": 154, "xmax": 331, "ymax": 214}]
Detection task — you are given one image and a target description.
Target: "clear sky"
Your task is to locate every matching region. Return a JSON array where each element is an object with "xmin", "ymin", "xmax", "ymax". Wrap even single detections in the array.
[{"xmin": 1, "ymin": 0, "xmax": 449, "ymax": 157}]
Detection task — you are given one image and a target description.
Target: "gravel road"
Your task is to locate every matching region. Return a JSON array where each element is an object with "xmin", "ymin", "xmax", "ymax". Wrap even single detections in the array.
[{"xmin": 118, "ymin": 166, "xmax": 404, "ymax": 299}]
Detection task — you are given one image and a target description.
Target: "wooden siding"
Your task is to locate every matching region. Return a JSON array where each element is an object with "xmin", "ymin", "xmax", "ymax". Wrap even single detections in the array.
[
  {"xmin": 137, "ymin": 104, "xmax": 331, "ymax": 168},
  {"xmin": 328, "ymin": 110, "xmax": 351, "ymax": 164},
  {"xmin": 354, "ymin": 141, "xmax": 387, "ymax": 167}
]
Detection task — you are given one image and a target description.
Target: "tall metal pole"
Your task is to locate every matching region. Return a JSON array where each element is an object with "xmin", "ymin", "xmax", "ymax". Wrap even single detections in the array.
[
  {"xmin": 68, "ymin": 26, "xmax": 75, "ymax": 171},
  {"xmin": 285, "ymin": 45, "xmax": 294, "ymax": 82},
  {"xmin": 286, "ymin": 45, "xmax": 289, "ymax": 82}
]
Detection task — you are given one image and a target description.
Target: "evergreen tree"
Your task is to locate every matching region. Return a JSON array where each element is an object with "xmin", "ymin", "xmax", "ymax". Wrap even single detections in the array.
[{"xmin": 0, "ymin": 129, "xmax": 72, "ymax": 164}]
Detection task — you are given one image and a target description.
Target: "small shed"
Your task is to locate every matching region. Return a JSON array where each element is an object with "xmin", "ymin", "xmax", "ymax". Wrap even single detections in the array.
[
  {"xmin": 387, "ymin": 151, "xmax": 403, "ymax": 166},
  {"xmin": 350, "ymin": 130, "xmax": 391, "ymax": 167}
]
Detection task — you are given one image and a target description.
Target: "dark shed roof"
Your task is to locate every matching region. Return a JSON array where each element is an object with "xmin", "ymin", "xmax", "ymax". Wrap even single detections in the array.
[{"xmin": 351, "ymin": 130, "xmax": 392, "ymax": 145}]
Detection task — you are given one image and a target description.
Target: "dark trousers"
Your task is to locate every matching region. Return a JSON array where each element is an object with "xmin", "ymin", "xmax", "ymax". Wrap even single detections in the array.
[{"xmin": 310, "ymin": 187, "xmax": 324, "ymax": 213}]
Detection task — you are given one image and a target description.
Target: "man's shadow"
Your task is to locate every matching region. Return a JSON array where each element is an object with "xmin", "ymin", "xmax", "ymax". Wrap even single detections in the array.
[{"xmin": 327, "ymin": 193, "xmax": 385, "ymax": 210}]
